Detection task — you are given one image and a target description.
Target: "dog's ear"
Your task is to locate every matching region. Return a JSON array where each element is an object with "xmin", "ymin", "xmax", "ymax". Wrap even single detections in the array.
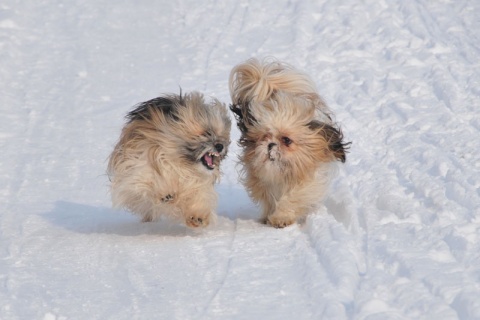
[
  {"xmin": 127, "ymin": 96, "xmax": 179, "ymax": 122},
  {"xmin": 308, "ymin": 120, "xmax": 351, "ymax": 163},
  {"xmin": 229, "ymin": 103, "xmax": 256, "ymax": 135},
  {"xmin": 229, "ymin": 104, "xmax": 244, "ymax": 130}
]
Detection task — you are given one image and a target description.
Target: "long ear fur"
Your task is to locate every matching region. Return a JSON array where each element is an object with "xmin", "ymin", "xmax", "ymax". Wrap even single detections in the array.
[
  {"xmin": 229, "ymin": 102, "xmax": 257, "ymax": 136},
  {"xmin": 308, "ymin": 120, "xmax": 351, "ymax": 163}
]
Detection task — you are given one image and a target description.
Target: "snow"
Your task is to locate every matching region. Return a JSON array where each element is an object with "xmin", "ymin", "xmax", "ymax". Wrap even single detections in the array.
[{"xmin": 1, "ymin": 0, "xmax": 479, "ymax": 319}]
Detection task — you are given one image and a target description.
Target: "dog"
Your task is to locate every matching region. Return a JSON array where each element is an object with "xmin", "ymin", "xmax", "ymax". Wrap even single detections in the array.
[
  {"xmin": 229, "ymin": 58, "xmax": 350, "ymax": 228},
  {"xmin": 107, "ymin": 91, "xmax": 231, "ymax": 228}
]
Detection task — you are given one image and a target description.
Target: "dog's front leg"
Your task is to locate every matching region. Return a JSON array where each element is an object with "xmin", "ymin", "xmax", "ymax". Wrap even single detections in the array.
[
  {"xmin": 180, "ymin": 186, "xmax": 217, "ymax": 228},
  {"xmin": 266, "ymin": 185, "xmax": 310, "ymax": 228},
  {"xmin": 266, "ymin": 203, "xmax": 297, "ymax": 228}
]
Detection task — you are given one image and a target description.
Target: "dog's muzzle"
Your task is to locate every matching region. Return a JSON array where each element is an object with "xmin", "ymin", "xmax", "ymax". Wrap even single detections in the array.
[
  {"xmin": 201, "ymin": 146, "xmax": 224, "ymax": 170},
  {"xmin": 268, "ymin": 143, "xmax": 278, "ymax": 161}
]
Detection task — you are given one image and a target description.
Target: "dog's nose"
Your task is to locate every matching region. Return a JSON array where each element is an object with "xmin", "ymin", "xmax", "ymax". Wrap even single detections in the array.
[
  {"xmin": 214, "ymin": 143, "xmax": 224, "ymax": 152},
  {"xmin": 268, "ymin": 143, "xmax": 277, "ymax": 151}
]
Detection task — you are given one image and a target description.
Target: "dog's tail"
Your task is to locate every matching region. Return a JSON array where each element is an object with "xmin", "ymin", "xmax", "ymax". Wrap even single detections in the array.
[{"xmin": 229, "ymin": 58, "xmax": 317, "ymax": 105}]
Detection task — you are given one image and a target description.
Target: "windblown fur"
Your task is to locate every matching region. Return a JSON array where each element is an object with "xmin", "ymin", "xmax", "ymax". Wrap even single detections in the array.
[
  {"xmin": 229, "ymin": 58, "xmax": 350, "ymax": 228},
  {"xmin": 107, "ymin": 91, "xmax": 231, "ymax": 228}
]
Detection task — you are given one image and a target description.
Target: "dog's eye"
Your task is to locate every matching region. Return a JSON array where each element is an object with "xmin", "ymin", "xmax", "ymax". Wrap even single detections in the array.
[
  {"xmin": 281, "ymin": 136, "xmax": 292, "ymax": 146},
  {"xmin": 202, "ymin": 131, "xmax": 213, "ymax": 138}
]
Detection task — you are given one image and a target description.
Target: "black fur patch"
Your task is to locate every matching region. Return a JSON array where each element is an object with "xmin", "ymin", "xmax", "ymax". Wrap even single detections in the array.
[
  {"xmin": 229, "ymin": 103, "xmax": 257, "ymax": 148},
  {"xmin": 308, "ymin": 121, "xmax": 351, "ymax": 163},
  {"xmin": 229, "ymin": 103, "xmax": 257, "ymax": 135},
  {"xmin": 127, "ymin": 96, "xmax": 180, "ymax": 123},
  {"xmin": 229, "ymin": 104, "xmax": 247, "ymax": 134},
  {"xmin": 182, "ymin": 144, "xmax": 202, "ymax": 163}
]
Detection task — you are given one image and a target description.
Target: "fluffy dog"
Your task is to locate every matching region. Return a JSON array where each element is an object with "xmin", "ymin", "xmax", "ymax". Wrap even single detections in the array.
[
  {"xmin": 107, "ymin": 91, "xmax": 231, "ymax": 228},
  {"xmin": 229, "ymin": 58, "xmax": 350, "ymax": 228}
]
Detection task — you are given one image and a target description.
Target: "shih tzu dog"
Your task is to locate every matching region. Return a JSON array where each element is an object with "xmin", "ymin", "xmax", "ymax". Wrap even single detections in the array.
[
  {"xmin": 107, "ymin": 91, "xmax": 231, "ymax": 228},
  {"xmin": 229, "ymin": 58, "xmax": 350, "ymax": 228}
]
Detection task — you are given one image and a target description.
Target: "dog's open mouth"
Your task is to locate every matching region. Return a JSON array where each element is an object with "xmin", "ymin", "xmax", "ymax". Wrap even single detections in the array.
[{"xmin": 201, "ymin": 152, "xmax": 220, "ymax": 170}]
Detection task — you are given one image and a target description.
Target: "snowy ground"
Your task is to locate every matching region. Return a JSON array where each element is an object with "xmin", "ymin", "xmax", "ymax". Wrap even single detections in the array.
[{"xmin": 1, "ymin": 0, "xmax": 479, "ymax": 319}]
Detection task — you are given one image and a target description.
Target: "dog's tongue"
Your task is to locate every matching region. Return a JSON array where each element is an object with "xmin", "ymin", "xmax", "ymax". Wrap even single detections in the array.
[{"xmin": 204, "ymin": 154, "xmax": 213, "ymax": 166}]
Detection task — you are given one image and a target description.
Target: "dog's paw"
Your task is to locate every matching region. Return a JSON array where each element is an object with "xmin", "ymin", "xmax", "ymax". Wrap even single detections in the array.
[
  {"xmin": 161, "ymin": 194, "xmax": 174, "ymax": 203},
  {"xmin": 141, "ymin": 214, "xmax": 154, "ymax": 222},
  {"xmin": 185, "ymin": 214, "xmax": 210, "ymax": 228},
  {"xmin": 267, "ymin": 215, "xmax": 296, "ymax": 228}
]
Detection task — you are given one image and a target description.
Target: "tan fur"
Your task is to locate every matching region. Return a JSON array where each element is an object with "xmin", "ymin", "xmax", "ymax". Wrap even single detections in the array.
[
  {"xmin": 229, "ymin": 58, "xmax": 349, "ymax": 228},
  {"xmin": 108, "ymin": 92, "xmax": 231, "ymax": 228}
]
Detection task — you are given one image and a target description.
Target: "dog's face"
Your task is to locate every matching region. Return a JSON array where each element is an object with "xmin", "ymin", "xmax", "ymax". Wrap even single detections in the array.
[
  {"xmin": 237, "ymin": 93, "xmax": 347, "ymax": 181},
  {"xmin": 126, "ymin": 92, "xmax": 231, "ymax": 173},
  {"xmin": 179, "ymin": 101, "xmax": 231, "ymax": 171}
]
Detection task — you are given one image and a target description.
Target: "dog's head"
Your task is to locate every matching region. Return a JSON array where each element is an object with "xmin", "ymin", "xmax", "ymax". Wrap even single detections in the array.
[
  {"xmin": 126, "ymin": 91, "xmax": 231, "ymax": 172},
  {"xmin": 237, "ymin": 93, "xmax": 349, "ymax": 181}
]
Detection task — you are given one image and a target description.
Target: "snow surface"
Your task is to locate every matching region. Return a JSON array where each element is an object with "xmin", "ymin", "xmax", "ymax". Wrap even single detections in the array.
[{"xmin": 1, "ymin": 0, "xmax": 479, "ymax": 319}]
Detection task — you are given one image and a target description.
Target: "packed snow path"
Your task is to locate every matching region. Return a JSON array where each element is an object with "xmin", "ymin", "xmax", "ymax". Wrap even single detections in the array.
[{"xmin": 1, "ymin": 0, "xmax": 479, "ymax": 319}]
